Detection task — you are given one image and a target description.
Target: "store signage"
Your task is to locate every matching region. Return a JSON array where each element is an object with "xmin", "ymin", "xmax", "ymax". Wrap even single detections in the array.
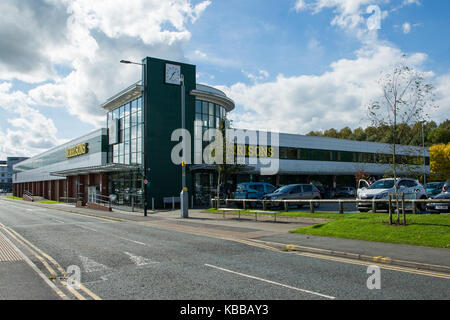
[
  {"xmin": 234, "ymin": 145, "xmax": 273, "ymax": 158},
  {"xmin": 66, "ymin": 143, "xmax": 88, "ymax": 158}
]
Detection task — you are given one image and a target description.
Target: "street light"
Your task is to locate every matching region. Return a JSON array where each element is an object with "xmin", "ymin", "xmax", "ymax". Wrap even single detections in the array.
[{"xmin": 120, "ymin": 59, "xmax": 147, "ymax": 216}]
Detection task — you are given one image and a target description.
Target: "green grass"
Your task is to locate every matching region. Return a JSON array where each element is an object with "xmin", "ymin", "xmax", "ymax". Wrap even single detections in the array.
[
  {"xmin": 5, "ymin": 196, "xmax": 23, "ymax": 200},
  {"xmin": 206, "ymin": 208, "xmax": 450, "ymax": 248},
  {"xmin": 36, "ymin": 200, "xmax": 62, "ymax": 204}
]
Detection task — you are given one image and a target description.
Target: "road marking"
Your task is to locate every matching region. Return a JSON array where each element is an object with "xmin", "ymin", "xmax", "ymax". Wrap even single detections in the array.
[
  {"xmin": 0, "ymin": 222, "xmax": 101, "ymax": 300},
  {"xmin": 0, "ymin": 228, "xmax": 68, "ymax": 300},
  {"xmin": 75, "ymin": 224, "xmax": 147, "ymax": 246},
  {"xmin": 79, "ymin": 255, "xmax": 110, "ymax": 273},
  {"xmin": 205, "ymin": 263, "xmax": 336, "ymax": 300},
  {"xmin": 124, "ymin": 252, "xmax": 159, "ymax": 266}
]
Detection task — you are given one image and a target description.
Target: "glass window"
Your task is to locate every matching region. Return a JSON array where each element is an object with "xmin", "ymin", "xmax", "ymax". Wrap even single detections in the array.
[
  {"xmin": 131, "ymin": 99, "xmax": 137, "ymax": 113},
  {"xmin": 131, "ymin": 126, "xmax": 137, "ymax": 139},
  {"xmin": 113, "ymin": 108, "xmax": 119, "ymax": 120},
  {"xmin": 209, "ymin": 103, "xmax": 214, "ymax": 116},
  {"xmin": 131, "ymin": 153, "xmax": 137, "ymax": 164},
  {"xmin": 124, "ymin": 103, "xmax": 130, "ymax": 117},
  {"xmin": 131, "ymin": 139, "xmax": 137, "ymax": 153},
  {"xmin": 131, "ymin": 112, "xmax": 137, "ymax": 126},
  {"xmin": 303, "ymin": 185, "xmax": 312, "ymax": 192},
  {"xmin": 209, "ymin": 115, "xmax": 215, "ymax": 128},
  {"xmin": 137, "ymin": 110, "xmax": 142, "ymax": 124},
  {"xmin": 137, "ymin": 97, "xmax": 142, "ymax": 110},
  {"xmin": 124, "ymin": 140, "xmax": 130, "ymax": 155},
  {"xmin": 124, "ymin": 129, "xmax": 130, "ymax": 142},
  {"xmin": 215, "ymin": 105, "xmax": 220, "ymax": 117},
  {"xmin": 196, "ymin": 100, "xmax": 202, "ymax": 113},
  {"xmin": 202, "ymin": 101, "xmax": 208, "ymax": 114},
  {"xmin": 137, "ymin": 124, "xmax": 142, "ymax": 138},
  {"xmin": 124, "ymin": 116, "xmax": 129, "ymax": 129},
  {"xmin": 195, "ymin": 113, "xmax": 202, "ymax": 121},
  {"xmin": 137, "ymin": 138, "xmax": 142, "ymax": 153}
]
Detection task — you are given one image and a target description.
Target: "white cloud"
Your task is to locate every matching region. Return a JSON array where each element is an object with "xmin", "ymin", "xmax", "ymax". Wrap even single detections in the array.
[
  {"xmin": 0, "ymin": 0, "xmax": 211, "ymax": 158},
  {"xmin": 218, "ymin": 45, "xmax": 439, "ymax": 135},
  {"xmin": 402, "ymin": 22, "xmax": 411, "ymax": 34}
]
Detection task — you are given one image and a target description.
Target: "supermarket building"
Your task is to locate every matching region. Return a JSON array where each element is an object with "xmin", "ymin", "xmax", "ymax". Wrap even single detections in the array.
[{"xmin": 12, "ymin": 57, "xmax": 430, "ymax": 209}]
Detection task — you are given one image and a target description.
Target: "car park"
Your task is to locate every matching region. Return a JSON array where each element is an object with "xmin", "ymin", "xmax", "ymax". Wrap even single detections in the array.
[
  {"xmin": 423, "ymin": 182, "xmax": 445, "ymax": 197},
  {"xmin": 334, "ymin": 186, "xmax": 356, "ymax": 198},
  {"xmin": 443, "ymin": 179, "xmax": 450, "ymax": 193},
  {"xmin": 426, "ymin": 192, "xmax": 450, "ymax": 213},
  {"xmin": 263, "ymin": 184, "xmax": 321, "ymax": 208},
  {"xmin": 357, "ymin": 178, "xmax": 427, "ymax": 212},
  {"xmin": 234, "ymin": 182, "xmax": 276, "ymax": 207}
]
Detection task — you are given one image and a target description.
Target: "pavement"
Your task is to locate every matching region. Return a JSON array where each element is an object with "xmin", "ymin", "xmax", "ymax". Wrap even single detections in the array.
[{"xmin": 2, "ymin": 198, "xmax": 450, "ymax": 274}]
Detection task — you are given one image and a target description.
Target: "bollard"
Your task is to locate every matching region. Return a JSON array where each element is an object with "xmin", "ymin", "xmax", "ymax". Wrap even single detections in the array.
[
  {"xmin": 243, "ymin": 200, "xmax": 246, "ymax": 210},
  {"xmin": 412, "ymin": 199, "xmax": 416, "ymax": 215},
  {"xmin": 284, "ymin": 201, "xmax": 289, "ymax": 212},
  {"xmin": 339, "ymin": 200, "xmax": 343, "ymax": 214},
  {"xmin": 152, "ymin": 198, "xmax": 155, "ymax": 211},
  {"xmin": 226, "ymin": 199, "xmax": 229, "ymax": 208},
  {"xmin": 262, "ymin": 200, "xmax": 267, "ymax": 211},
  {"xmin": 388, "ymin": 195, "xmax": 392, "ymax": 225},
  {"xmin": 310, "ymin": 200, "xmax": 315, "ymax": 213},
  {"xmin": 372, "ymin": 199, "xmax": 377, "ymax": 213},
  {"xmin": 172, "ymin": 196, "xmax": 175, "ymax": 210},
  {"xmin": 191, "ymin": 196, "xmax": 194, "ymax": 209}
]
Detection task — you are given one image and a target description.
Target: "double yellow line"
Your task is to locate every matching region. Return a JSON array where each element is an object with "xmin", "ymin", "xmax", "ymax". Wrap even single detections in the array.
[{"xmin": 0, "ymin": 223, "xmax": 101, "ymax": 300}]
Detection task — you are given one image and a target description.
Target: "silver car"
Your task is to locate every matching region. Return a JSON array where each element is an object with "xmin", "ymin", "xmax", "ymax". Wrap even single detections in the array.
[{"xmin": 263, "ymin": 184, "xmax": 321, "ymax": 208}]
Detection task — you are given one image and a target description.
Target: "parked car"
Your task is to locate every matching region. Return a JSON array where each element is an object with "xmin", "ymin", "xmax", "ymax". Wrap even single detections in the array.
[
  {"xmin": 234, "ymin": 182, "xmax": 276, "ymax": 207},
  {"xmin": 263, "ymin": 184, "xmax": 321, "ymax": 209},
  {"xmin": 315, "ymin": 185, "xmax": 329, "ymax": 199},
  {"xmin": 443, "ymin": 179, "xmax": 450, "ymax": 193},
  {"xmin": 426, "ymin": 192, "xmax": 450, "ymax": 213},
  {"xmin": 357, "ymin": 178, "xmax": 427, "ymax": 212},
  {"xmin": 423, "ymin": 182, "xmax": 445, "ymax": 197},
  {"xmin": 334, "ymin": 186, "xmax": 356, "ymax": 198}
]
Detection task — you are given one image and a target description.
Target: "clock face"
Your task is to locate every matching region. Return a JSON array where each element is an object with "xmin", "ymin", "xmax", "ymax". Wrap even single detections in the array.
[{"xmin": 165, "ymin": 63, "xmax": 181, "ymax": 85}]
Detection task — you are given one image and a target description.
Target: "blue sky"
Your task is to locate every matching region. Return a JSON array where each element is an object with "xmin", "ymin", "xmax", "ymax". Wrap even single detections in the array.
[{"xmin": 0, "ymin": 0, "xmax": 449, "ymax": 159}]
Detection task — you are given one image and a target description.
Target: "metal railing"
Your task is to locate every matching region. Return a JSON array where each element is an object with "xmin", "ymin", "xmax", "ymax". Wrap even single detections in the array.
[
  {"xmin": 212, "ymin": 197, "xmax": 450, "ymax": 214},
  {"xmin": 88, "ymin": 193, "xmax": 111, "ymax": 209}
]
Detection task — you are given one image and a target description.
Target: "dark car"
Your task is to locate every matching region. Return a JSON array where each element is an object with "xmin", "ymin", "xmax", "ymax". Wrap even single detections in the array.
[
  {"xmin": 334, "ymin": 186, "xmax": 356, "ymax": 198},
  {"xmin": 263, "ymin": 184, "xmax": 321, "ymax": 208},
  {"xmin": 423, "ymin": 182, "xmax": 445, "ymax": 197},
  {"xmin": 315, "ymin": 185, "xmax": 328, "ymax": 199},
  {"xmin": 426, "ymin": 192, "xmax": 450, "ymax": 214},
  {"xmin": 443, "ymin": 179, "xmax": 450, "ymax": 193}
]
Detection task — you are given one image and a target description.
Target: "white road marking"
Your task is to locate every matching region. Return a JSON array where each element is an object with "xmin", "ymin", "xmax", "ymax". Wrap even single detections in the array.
[
  {"xmin": 79, "ymin": 255, "xmax": 110, "ymax": 273},
  {"xmin": 205, "ymin": 263, "xmax": 335, "ymax": 300},
  {"xmin": 124, "ymin": 252, "xmax": 159, "ymax": 266}
]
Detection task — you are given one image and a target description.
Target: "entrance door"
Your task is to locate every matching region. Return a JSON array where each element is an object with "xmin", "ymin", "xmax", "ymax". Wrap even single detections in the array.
[{"xmin": 88, "ymin": 186, "xmax": 97, "ymax": 203}]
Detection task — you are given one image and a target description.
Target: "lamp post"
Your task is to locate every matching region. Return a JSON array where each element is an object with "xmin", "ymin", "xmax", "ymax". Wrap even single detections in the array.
[
  {"xmin": 180, "ymin": 74, "xmax": 189, "ymax": 218},
  {"xmin": 120, "ymin": 59, "xmax": 148, "ymax": 216}
]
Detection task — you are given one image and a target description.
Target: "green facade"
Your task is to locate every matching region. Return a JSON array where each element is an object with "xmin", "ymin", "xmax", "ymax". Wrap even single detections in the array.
[{"xmin": 142, "ymin": 57, "xmax": 196, "ymax": 208}]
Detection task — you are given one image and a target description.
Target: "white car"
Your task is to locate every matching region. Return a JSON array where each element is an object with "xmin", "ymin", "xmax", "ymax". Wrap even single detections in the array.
[{"xmin": 357, "ymin": 178, "xmax": 427, "ymax": 212}]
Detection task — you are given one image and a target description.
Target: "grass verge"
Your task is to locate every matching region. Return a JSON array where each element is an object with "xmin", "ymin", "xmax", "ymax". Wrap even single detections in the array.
[
  {"xmin": 5, "ymin": 196, "xmax": 23, "ymax": 200},
  {"xmin": 206, "ymin": 208, "xmax": 450, "ymax": 248},
  {"xmin": 36, "ymin": 200, "xmax": 63, "ymax": 204}
]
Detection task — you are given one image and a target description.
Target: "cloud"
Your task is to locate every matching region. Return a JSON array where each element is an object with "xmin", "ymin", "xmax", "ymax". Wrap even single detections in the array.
[
  {"xmin": 218, "ymin": 45, "xmax": 437, "ymax": 135},
  {"xmin": 402, "ymin": 22, "xmax": 411, "ymax": 34},
  {"xmin": 0, "ymin": 0, "xmax": 211, "ymax": 158},
  {"xmin": 0, "ymin": 82, "xmax": 64, "ymax": 157}
]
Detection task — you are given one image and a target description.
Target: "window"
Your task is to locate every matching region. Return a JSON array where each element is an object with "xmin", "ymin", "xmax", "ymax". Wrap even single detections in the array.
[{"xmin": 303, "ymin": 185, "xmax": 312, "ymax": 192}]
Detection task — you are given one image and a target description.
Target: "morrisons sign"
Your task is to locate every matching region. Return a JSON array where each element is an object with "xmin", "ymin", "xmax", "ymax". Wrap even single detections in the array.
[{"xmin": 66, "ymin": 143, "xmax": 88, "ymax": 159}]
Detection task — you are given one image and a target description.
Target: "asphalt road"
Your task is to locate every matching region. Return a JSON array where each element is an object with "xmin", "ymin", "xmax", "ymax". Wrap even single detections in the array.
[{"xmin": 0, "ymin": 199, "xmax": 449, "ymax": 300}]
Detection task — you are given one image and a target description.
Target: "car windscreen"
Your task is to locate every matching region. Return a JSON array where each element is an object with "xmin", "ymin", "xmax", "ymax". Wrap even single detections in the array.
[
  {"xmin": 273, "ymin": 186, "xmax": 291, "ymax": 194},
  {"xmin": 368, "ymin": 180, "xmax": 395, "ymax": 189}
]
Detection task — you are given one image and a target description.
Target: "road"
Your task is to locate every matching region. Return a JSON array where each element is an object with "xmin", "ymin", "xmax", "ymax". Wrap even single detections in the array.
[{"xmin": 0, "ymin": 198, "xmax": 449, "ymax": 301}]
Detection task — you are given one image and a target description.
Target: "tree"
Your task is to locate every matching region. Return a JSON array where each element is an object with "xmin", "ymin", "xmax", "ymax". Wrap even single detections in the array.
[
  {"xmin": 430, "ymin": 143, "xmax": 450, "ymax": 181},
  {"xmin": 368, "ymin": 64, "xmax": 437, "ymax": 225}
]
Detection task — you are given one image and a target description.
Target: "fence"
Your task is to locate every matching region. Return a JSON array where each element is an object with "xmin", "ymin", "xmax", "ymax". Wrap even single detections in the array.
[{"xmin": 212, "ymin": 196, "xmax": 450, "ymax": 215}]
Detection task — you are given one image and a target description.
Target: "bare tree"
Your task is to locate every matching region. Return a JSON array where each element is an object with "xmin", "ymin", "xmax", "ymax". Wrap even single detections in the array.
[{"xmin": 368, "ymin": 64, "xmax": 437, "ymax": 225}]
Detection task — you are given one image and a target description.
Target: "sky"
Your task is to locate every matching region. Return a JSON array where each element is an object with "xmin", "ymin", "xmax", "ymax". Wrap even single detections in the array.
[{"xmin": 0, "ymin": 0, "xmax": 449, "ymax": 159}]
